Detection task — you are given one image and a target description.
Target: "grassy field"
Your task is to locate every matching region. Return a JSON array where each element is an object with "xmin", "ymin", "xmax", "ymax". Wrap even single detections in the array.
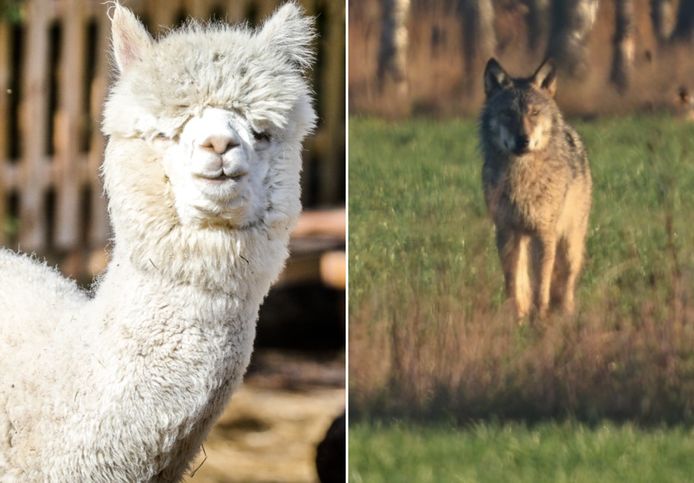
[
  {"xmin": 349, "ymin": 115, "xmax": 694, "ymax": 422},
  {"xmin": 349, "ymin": 422, "xmax": 694, "ymax": 482}
]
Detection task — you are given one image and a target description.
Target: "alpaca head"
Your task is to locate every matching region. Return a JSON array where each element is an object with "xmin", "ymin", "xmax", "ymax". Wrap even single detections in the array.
[{"xmin": 102, "ymin": 2, "xmax": 315, "ymax": 233}]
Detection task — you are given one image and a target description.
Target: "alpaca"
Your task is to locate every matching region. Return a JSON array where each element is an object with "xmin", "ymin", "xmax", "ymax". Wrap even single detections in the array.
[{"xmin": 0, "ymin": 3, "xmax": 315, "ymax": 481}]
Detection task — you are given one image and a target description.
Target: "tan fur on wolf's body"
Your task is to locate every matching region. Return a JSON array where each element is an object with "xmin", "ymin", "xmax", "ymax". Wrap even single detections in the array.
[{"xmin": 480, "ymin": 58, "xmax": 592, "ymax": 319}]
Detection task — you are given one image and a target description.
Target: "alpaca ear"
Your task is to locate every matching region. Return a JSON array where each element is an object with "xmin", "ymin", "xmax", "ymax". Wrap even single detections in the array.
[
  {"xmin": 257, "ymin": 2, "xmax": 316, "ymax": 71},
  {"xmin": 110, "ymin": 3, "xmax": 152, "ymax": 74},
  {"xmin": 532, "ymin": 59, "xmax": 557, "ymax": 97},
  {"xmin": 484, "ymin": 58, "xmax": 512, "ymax": 97}
]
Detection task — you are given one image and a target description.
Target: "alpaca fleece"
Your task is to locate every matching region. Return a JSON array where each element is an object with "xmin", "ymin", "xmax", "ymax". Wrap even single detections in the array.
[{"xmin": 0, "ymin": 2, "xmax": 315, "ymax": 481}]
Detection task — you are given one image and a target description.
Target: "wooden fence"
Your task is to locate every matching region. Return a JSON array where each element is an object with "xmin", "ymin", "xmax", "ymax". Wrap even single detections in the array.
[{"xmin": 0, "ymin": 0, "xmax": 344, "ymax": 276}]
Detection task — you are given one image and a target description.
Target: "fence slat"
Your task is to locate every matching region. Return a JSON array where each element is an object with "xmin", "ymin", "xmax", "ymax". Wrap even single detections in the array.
[
  {"xmin": 318, "ymin": 0, "xmax": 345, "ymax": 205},
  {"xmin": 183, "ymin": 0, "xmax": 214, "ymax": 19},
  {"xmin": 257, "ymin": 0, "xmax": 280, "ymax": 18},
  {"xmin": 55, "ymin": 0, "xmax": 85, "ymax": 249},
  {"xmin": 147, "ymin": 0, "xmax": 183, "ymax": 33},
  {"xmin": 224, "ymin": 0, "xmax": 248, "ymax": 22},
  {"xmin": 88, "ymin": 8, "xmax": 109, "ymax": 247},
  {"xmin": 0, "ymin": 22, "xmax": 10, "ymax": 245},
  {"xmin": 19, "ymin": 0, "xmax": 50, "ymax": 251}
]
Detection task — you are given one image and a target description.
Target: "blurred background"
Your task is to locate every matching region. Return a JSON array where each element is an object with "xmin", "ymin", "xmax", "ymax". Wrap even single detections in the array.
[
  {"xmin": 350, "ymin": 0, "xmax": 694, "ymax": 118},
  {"xmin": 0, "ymin": 0, "xmax": 344, "ymax": 482},
  {"xmin": 349, "ymin": 1, "xmax": 694, "ymax": 481}
]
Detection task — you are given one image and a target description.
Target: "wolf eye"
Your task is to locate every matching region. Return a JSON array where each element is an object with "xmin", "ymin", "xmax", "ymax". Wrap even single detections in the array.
[
  {"xmin": 252, "ymin": 130, "xmax": 271, "ymax": 143},
  {"xmin": 529, "ymin": 109, "xmax": 540, "ymax": 117}
]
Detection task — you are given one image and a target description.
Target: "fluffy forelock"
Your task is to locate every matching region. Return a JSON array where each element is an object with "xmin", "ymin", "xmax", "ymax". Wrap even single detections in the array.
[{"xmin": 103, "ymin": 3, "xmax": 316, "ymax": 140}]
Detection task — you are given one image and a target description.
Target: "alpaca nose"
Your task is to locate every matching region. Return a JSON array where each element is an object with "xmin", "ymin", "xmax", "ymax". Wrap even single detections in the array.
[{"xmin": 200, "ymin": 133, "xmax": 239, "ymax": 155}]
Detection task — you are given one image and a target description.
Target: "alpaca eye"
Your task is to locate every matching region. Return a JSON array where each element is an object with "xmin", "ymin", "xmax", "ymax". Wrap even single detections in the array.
[
  {"xmin": 154, "ymin": 132, "xmax": 168, "ymax": 141},
  {"xmin": 252, "ymin": 130, "xmax": 271, "ymax": 143}
]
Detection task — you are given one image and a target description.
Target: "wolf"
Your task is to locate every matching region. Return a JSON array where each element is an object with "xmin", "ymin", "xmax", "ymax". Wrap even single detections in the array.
[{"xmin": 479, "ymin": 58, "xmax": 592, "ymax": 319}]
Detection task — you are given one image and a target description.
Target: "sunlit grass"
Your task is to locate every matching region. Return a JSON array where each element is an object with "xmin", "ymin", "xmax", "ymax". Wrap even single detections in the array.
[
  {"xmin": 349, "ymin": 116, "xmax": 694, "ymax": 422},
  {"xmin": 350, "ymin": 421, "xmax": 694, "ymax": 483}
]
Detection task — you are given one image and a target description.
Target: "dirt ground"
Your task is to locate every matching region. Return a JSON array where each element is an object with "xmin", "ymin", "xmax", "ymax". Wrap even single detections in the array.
[{"xmin": 184, "ymin": 350, "xmax": 345, "ymax": 483}]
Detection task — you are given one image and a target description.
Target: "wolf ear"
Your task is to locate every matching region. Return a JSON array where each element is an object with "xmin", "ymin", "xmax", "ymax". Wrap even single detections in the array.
[
  {"xmin": 110, "ymin": 3, "xmax": 152, "ymax": 74},
  {"xmin": 532, "ymin": 59, "xmax": 557, "ymax": 97},
  {"xmin": 484, "ymin": 58, "xmax": 512, "ymax": 97},
  {"xmin": 257, "ymin": 2, "xmax": 316, "ymax": 71}
]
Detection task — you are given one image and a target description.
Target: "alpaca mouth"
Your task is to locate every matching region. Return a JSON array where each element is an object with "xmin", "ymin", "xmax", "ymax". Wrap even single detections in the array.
[
  {"xmin": 193, "ymin": 173, "xmax": 248, "ymax": 200},
  {"xmin": 194, "ymin": 172, "xmax": 245, "ymax": 184}
]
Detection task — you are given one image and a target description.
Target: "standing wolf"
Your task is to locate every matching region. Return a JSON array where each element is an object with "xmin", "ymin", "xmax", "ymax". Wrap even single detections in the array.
[{"xmin": 479, "ymin": 58, "xmax": 592, "ymax": 319}]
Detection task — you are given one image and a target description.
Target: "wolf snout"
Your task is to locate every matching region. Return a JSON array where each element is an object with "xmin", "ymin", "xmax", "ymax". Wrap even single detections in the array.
[{"xmin": 514, "ymin": 135, "xmax": 530, "ymax": 154}]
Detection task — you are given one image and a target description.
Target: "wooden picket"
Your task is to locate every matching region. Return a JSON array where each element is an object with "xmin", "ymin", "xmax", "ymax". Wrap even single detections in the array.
[{"xmin": 0, "ymin": 0, "xmax": 344, "ymax": 278}]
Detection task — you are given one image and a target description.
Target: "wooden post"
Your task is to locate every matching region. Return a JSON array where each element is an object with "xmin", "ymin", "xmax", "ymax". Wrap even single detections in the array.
[
  {"xmin": 184, "ymin": 0, "xmax": 213, "ymax": 19},
  {"xmin": 19, "ymin": 0, "xmax": 52, "ymax": 251},
  {"xmin": 88, "ymin": 6, "xmax": 110, "ymax": 248},
  {"xmin": 0, "ymin": 21, "xmax": 10, "ymax": 245},
  {"xmin": 318, "ymin": 0, "xmax": 345, "ymax": 205},
  {"xmin": 55, "ymin": 0, "xmax": 85, "ymax": 249}
]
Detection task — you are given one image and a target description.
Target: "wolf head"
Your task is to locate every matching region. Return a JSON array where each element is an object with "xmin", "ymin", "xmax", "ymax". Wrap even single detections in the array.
[{"xmin": 481, "ymin": 58, "xmax": 559, "ymax": 156}]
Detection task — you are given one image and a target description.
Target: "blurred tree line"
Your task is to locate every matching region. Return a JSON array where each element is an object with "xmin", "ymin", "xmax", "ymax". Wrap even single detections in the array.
[
  {"xmin": 375, "ymin": 0, "xmax": 693, "ymax": 98},
  {"xmin": 0, "ymin": 0, "xmax": 23, "ymax": 22}
]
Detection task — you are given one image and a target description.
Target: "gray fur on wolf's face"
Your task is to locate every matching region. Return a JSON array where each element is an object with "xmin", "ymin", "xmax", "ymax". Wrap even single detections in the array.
[{"xmin": 482, "ymin": 59, "xmax": 559, "ymax": 156}]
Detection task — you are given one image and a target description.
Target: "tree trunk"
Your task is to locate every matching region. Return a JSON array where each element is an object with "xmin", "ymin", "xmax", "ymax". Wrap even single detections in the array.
[
  {"xmin": 460, "ymin": 0, "xmax": 496, "ymax": 96},
  {"xmin": 610, "ymin": 0, "xmax": 635, "ymax": 94},
  {"xmin": 671, "ymin": 0, "xmax": 694, "ymax": 43},
  {"xmin": 526, "ymin": 0, "xmax": 551, "ymax": 53},
  {"xmin": 547, "ymin": 0, "xmax": 600, "ymax": 78},
  {"xmin": 377, "ymin": 0, "xmax": 411, "ymax": 93},
  {"xmin": 650, "ymin": 0, "xmax": 676, "ymax": 44}
]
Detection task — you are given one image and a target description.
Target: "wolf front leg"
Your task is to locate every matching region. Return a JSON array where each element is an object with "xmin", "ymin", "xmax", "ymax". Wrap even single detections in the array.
[
  {"xmin": 496, "ymin": 228, "xmax": 532, "ymax": 319},
  {"xmin": 533, "ymin": 233, "xmax": 558, "ymax": 319}
]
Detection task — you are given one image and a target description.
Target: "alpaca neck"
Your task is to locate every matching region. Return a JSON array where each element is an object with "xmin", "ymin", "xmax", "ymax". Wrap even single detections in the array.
[
  {"xmin": 93, "ymin": 245, "xmax": 263, "ymax": 363},
  {"xmin": 78, "ymin": 250, "xmax": 261, "ymax": 478}
]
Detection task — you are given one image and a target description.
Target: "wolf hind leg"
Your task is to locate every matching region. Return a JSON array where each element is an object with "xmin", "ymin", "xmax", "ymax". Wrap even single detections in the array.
[
  {"xmin": 561, "ymin": 221, "xmax": 588, "ymax": 315},
  {"xmin": 550, "ymin": 237, "xmax": 570, "ymax": 311}
]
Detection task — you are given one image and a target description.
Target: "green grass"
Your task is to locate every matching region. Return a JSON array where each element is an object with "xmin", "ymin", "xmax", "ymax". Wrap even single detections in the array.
[
  {"xmin": 349, "ymin": 115, "xmax": 694, "ymax": 422},
  {"xmin": 349, "ymin": 115, "xmax": 694, "ymax": 311},
  {"xmin": 350, "ymin": 422, "xmax": 694, "ymax": 483}
]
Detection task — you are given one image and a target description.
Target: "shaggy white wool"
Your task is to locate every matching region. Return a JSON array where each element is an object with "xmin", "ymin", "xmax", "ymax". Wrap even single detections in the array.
[{"xmin": 0, "ymin": 2, "xmax": 315, "ymax": 482}]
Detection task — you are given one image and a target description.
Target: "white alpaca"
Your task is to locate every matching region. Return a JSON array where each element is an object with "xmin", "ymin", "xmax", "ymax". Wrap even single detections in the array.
[{"xmin": 0, "ymin": 3, "xmax": 315, "ymax": 481}]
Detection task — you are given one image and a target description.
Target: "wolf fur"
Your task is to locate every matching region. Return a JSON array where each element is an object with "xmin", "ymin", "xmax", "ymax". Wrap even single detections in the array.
[
  {"xmin": 479, "ymin": 58, "xmax": 592, "ymax": 319},
  {"xmin": 0, "ymin": 3, "xmax": 315, "ymax": 482}
]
